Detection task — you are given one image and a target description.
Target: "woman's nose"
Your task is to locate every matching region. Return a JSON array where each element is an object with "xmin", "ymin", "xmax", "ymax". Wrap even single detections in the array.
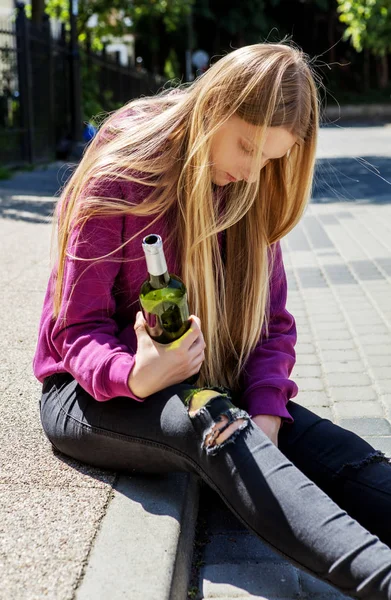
[{"xmin": 244, "ymin": 159, "xmax": 269, "ymax": 183}]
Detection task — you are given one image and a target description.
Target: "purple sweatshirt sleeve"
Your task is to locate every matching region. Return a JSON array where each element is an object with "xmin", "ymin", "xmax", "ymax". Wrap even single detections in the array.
[
  {"xmin": 51, "ymin": 180, "xmax": 142, "ymax": 402},
  {"xmin": 239, "ymin": 241, "xmax": 298, "ymax": 423}
]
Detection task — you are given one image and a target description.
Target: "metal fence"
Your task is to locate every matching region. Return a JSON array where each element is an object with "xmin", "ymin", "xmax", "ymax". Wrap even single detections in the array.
[{"xmin": 0, "ymin": 4, "xmax": 166, "ymax": 167}]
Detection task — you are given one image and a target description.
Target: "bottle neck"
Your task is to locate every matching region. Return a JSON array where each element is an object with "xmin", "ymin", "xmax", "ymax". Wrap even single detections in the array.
[
  {"xmin": 149, "ymin": 272, "xmax": 170, "ymax": 289},
  {"xmin": 144, "ymin": 243, "xmax": 170, "ymax": 288}
]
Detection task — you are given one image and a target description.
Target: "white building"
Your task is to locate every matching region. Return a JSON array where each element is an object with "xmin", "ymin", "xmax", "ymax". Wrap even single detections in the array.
[
  {"xmin": 0, "ymin": 0, "xmax": 14, "ymax": 19},
  {"xmin": 0, "ymin": 2, "xmax": 135, "ymax": 67},
  {"xmin": 87, "ymin": 13, "xmax": 135, "ymax": 67}
]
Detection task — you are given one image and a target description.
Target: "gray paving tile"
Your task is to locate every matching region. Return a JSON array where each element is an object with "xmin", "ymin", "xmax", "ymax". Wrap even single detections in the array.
[
  {"xmin": 303, "ymin": 216, "xmax": 335, "ymax": 249},
  {"xmin": 295, "ymin": 391, "xmax": 330, "ymax": 406},
  {"xmin": 200, "ymin": 563, "xmax": 300, "ymax": 599},
  {"xmin": 349, "ymin": 260, "xmax": 386, "ymax": 281},
  {"xmin": 300, "ymin": 572, "xmax": 350, "ymax": 598},
  {"xmin": 297, "ymin": 267, "xmax": 328, "ymax": 289},
  {"xmin": 335, "ymin": 401, "xmax": 384, "ymax": 419},
  {"xmin": 323, "ymin": 263, "xmax": 356, "ymax": 284},
  {"xmin": 203, "ymin": 533, "xmax": 281, "ymax": 564},
  {"xmin": 327, "ymin": 373, "xmax": 371, "ymax": 387},
  {"xmin": 329, "ymin": 386, "xmax": 377, "ymax": 402},
  {"xmin": 362, "ymin": 436, "xmax": 391, "ymax": 455},
  {"xmin": 339, "ymin": 418, "xmax": 391, "ymax": 436}
]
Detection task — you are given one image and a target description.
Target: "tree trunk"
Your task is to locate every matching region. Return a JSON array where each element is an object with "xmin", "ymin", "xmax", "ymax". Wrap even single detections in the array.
[
  {"xmin": 213, "ymin": 25, "xmax": 220, "ymax": 55},
  {"xmin": 376, "ymin": 54, "xmax": 389, "ymax": 89},
  {"xmin": 31, "ymin": 0, "xmax": 46, "ymax": 27},
  {"xmin": 327, "ymin": 8, "xmax": 335, "ymax": 63},
  {"xmin": 363, "ymin": 49, "xmax": 370, "ymax": 92}
]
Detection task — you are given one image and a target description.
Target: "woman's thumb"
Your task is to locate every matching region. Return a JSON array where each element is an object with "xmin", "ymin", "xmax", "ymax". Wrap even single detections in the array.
[{"xmin": 134, "ymin": 311, "xmax": 146, "ymax": 333}]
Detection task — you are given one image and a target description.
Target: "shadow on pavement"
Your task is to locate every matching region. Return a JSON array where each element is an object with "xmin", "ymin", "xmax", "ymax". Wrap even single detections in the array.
[
  {"xmin": 1, "ymin": 156, "xmax": 390, "ymax": 224},
  {"xmin": 0, "ymin": 163, "xmax": 75, "ymax": 223},
  {"xmin": 313, "ymin": 156, "xmax": 391, "ymax": 204}
]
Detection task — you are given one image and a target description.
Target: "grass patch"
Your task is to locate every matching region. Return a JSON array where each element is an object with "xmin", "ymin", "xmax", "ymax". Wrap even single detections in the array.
[{"xmin": 0, "ymin": 165, "xmax": 12, "ymax": 180}]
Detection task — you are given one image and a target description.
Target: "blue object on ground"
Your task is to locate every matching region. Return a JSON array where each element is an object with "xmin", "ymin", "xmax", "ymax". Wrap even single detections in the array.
[{"xmin": 83, "ymin": 123, "xmax": 97, "ymax": 142}]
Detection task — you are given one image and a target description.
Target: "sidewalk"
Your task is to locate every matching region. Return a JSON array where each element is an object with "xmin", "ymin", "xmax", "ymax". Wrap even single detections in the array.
[{"xmin": 0, "ymin": 121, "xmax": 390, "ymax": 600}]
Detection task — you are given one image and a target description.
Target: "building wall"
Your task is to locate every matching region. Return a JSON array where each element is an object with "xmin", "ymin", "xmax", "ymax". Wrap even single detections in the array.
[{"xmin": 0, "ymin": 0, "xmax": 14, "ymax": 19}]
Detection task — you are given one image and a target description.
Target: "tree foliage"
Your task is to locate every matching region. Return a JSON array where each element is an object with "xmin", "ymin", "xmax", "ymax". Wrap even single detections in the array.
[
  {"xmin": 31, "ymin": 0, "xmax": 192, "ymax": 50},
  {"xmin": 336, "ymin": 0, "xmax": 391, "ymax": 56}
]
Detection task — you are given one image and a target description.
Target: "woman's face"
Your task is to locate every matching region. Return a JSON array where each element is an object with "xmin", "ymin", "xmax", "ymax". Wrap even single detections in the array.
[{"xmin": 209, "ymin": 114, "xmax": 297, "ymax": 186}]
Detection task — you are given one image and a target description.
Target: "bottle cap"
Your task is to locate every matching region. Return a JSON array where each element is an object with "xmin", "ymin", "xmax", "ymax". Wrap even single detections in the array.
[{"xmin": 142, "ymin": 234, "xmax": 168, "ymax": 276}]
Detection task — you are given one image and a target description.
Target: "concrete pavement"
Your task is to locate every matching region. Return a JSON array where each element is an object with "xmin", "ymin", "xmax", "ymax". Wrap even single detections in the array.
[{"xmin": 1, "ymin": 122, "xmax": 391, "ymax": 600}]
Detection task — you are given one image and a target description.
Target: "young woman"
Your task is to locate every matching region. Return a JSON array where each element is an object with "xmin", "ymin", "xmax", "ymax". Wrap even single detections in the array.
[{"xmin": 34, "ymin": 42, "xmax": 391, "ymax": 598}]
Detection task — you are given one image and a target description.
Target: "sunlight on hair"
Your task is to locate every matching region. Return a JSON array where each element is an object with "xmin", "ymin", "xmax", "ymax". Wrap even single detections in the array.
[{"xmin": 51, "ymin": 40, "xmax": 321, "ymax": 392}]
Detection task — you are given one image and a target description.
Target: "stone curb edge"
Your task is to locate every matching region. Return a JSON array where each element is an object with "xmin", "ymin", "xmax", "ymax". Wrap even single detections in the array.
[{"xmin": 75, "ymin": 471, "xmax": 200, "ymax": 600}]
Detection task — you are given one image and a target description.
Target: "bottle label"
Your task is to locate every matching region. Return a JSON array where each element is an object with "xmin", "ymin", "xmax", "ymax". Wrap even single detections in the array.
[{"xmin": 142, "ymin": 296, "xmax": 190, "ymax": 343}]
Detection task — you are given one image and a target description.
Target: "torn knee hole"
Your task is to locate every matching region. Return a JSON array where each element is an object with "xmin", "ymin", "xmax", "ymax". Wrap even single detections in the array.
[
  {"xmin": 204, "ymin": 416, "xmax": 247, "ymax": 449},
  {"xmin": 188, "ymin": 390, "xmax": 222, "ymax": 417},
  {"xmin": 337, "ymin": 450, "xmax": 391, "ymax": 476}
]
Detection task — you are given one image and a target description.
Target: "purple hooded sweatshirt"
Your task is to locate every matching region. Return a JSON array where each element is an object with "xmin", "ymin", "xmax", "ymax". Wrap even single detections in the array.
[{"xmin": 32, "ymin": 131, "xmax": 298, "ymax": 423}]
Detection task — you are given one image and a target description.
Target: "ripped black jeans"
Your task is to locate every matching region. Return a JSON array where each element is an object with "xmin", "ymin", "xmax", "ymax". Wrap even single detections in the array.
[{"xmin": 40, "ymin": 373, "xmax": 391, "ymax": 599}]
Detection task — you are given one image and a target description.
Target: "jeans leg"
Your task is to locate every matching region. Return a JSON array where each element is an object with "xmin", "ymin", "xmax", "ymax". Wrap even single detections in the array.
[
  {"xmin": 40, "ymin": 375, "xmax": 391, "ymax": 599},
  {"xmin": 279, "ymin": 400, "xmax": 391, "ymax": 547}
]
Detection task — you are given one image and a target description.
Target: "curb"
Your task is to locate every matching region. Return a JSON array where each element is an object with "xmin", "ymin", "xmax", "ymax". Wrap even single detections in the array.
[
  {"xmin": 75, "ymin": 471, "xmax": 200, "ymax": 600},
  {"xmin": 324, "ymin": 103, "xmax": 391, "ymax": 121}
]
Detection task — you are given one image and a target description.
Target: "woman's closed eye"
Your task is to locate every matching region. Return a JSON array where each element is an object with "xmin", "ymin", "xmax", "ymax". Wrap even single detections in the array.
[{"xmin": 239, "ymin": 142, "xmax": 254, "ymax": 155}]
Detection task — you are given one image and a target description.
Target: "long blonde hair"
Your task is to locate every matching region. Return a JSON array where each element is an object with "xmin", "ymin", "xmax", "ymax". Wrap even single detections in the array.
[{"xmin": 51, "ymin": 40, "xmax": 321, "ymax": 392}]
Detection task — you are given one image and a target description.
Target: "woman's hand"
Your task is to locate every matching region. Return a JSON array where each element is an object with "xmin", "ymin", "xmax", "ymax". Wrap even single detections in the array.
[
  {"xmin": 252, "ymin": 414, "xmax": 281, "ymax": 447},
  {"xmin": 128, "ymin": 311, "xmax": 206, "ymax": 398}
]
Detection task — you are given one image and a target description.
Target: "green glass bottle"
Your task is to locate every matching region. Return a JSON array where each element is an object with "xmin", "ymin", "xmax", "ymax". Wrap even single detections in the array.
[{"xmin": 139, "ymin": 234, "xmax": 199, "ymax": 385}]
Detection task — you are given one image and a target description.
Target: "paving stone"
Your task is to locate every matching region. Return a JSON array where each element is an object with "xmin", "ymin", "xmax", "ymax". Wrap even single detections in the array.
[
  {"xmin": 317, "ymin": 340, "xmax": 357, "ymax": 350},
  {"xmin": 322, "ymin": 361, "xmax": 365, "ymax": 374},
  {"xmin": 314, "ymin": 320, "xmax": 348, "ymax": 331},
  {"xmin": 353, "ymin": 324, "xmax": 387, "ymax": 335},
  {"xmin": 295, "ymin": 343, "xmax": 316, "ymax": 353},
  {"xmin": 200, "ymin": 563, "xmax": 300, "ymax": 599},
  {"xmin": 305, "ymin": 306, "xmax": 342, "ymax": 317},
  {"xmin": 339, "ymin": 418, "xmax": 391, "ymax": 436},
  {"xmin": 295, "ymin": 378, "xmax": 325, "ymax": 392},
  {"xmin": 379, "ymin": 380, "xmax": 391, "ymax": 394},
  {"xmin": 314, "ymin": 314, "xmax": 350, "ymax": 324},
  {"xmin": 300, "ymin": 572, "xmax": 350, "ymax": 598},
  {"xmin": 370, "ymin": 367, "xmax": 391, "ymax": 380},
  {"xmin": 203, "ymin": 533, "xmax": 282, "ymax": 564},
  {"xmin": 329, "ymin": 386, "xmax": 377, "ymax": 402},
  {"xmin": 320, "ymin": 350, "xmax": 361, "ymax": 362},
  {"xmin": 326, "ymin": 373, "xmax": 371, "ymax": 387},
  {"xmin": 380, "ymin": 396, "xmax": 391, "ymax": 419},
  {"xmin": 334, "ymin": 401, "xmax": 384, "ymax": 419},
  {"xmin": 346, "ymin": 312, "xmax": 383, "ymax": 324},
  {"xmin": 203, "ymin": 597, "xmax": 296, "ymax": 600},
  {"xmin": 295, "ymin": 354, "xmax": 322, "ymax": 365},
  {"xmin": 364, "ymin": 344, "xmax": 391, "ymax": 357},
  {"xmin": 359, "ymin": 334, "xmax": 391, "ymax": 345},
  {"xmin": 362, "ymin": 437, "xmax": 391, "ymax": 456},
  {"xmin": 296, "ymin": 391, "xmax": 330, "ymax": 407},
  {"xmin": 292, "ymin": 365, "xmax": 322, "ymax": 377},
  {"xmin": 366, "ymin": 355, "xmax": 391, "ymax": 367},
  {"xmin": 315, "ymin": 329, "xmax": 352, "ymax": 341}
]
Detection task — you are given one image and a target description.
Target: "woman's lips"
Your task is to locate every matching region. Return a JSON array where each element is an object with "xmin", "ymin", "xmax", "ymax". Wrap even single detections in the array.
[{"xmin": 226, "ymin": 172, "xmax": 238, "ymax": 182}]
